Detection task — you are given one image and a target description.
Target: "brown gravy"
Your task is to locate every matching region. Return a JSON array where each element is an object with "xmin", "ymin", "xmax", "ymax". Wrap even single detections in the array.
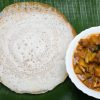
[{"xmin": 73, "ymin": 34, "xmax": 100, "ymax": 91}]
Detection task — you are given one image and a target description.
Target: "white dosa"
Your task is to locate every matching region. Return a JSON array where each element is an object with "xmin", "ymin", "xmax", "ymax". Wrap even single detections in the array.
[{"xmin": 0, "ymin": 2, "xmax": 75, "ymax": 94}]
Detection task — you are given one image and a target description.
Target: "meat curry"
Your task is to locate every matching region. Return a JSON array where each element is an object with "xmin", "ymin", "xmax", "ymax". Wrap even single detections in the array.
[{"xmin": 73, "ymin": 34, "xmax": 100, "ymax": 91}]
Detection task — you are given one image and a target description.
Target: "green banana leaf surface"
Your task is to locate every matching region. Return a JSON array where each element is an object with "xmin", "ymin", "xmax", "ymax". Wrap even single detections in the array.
[{"xmin": 0, "ymin": 0, "xmax": 99, "ymax": 100}]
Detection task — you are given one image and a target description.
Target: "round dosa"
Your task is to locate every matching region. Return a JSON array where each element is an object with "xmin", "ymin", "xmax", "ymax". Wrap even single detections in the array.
[{"xmin": 0, "ymin": 2, "xmax": 76, "ymax": 94}]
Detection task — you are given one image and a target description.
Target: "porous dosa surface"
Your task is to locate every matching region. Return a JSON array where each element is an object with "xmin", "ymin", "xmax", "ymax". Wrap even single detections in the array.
[{"xmin": 0, "ymin": 2, "xmax": 75, "ymax": 94}]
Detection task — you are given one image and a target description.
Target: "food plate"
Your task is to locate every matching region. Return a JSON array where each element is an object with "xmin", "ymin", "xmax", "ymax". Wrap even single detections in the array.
[{"xmin": 0, "ymin": 0, "xmax": 99, "ymax": 100}]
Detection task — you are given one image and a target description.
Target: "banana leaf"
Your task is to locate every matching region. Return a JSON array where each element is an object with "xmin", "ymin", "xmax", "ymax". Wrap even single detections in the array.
[{"xmin": 0, "ymin": 0, "xmax": 99, "ymax": 100}]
